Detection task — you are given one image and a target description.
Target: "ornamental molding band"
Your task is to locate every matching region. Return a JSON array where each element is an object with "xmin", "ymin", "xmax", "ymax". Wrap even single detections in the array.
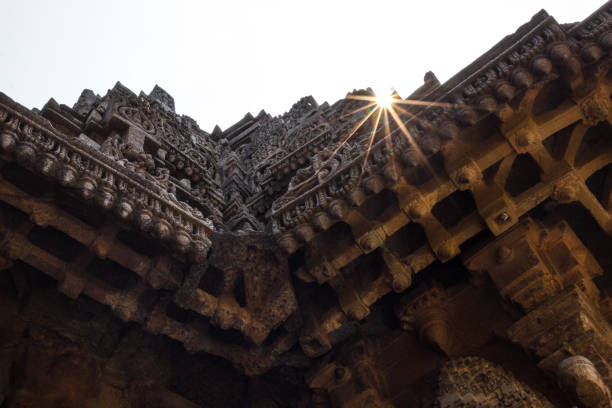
[{"xmin": 3, "ymin": 2, "xmax": 612, "ymax": 407}]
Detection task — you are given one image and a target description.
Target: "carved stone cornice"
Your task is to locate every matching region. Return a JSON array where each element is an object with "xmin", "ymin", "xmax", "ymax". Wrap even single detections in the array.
[{"xmin": 0, "ymin": 92, "xmax": 214, "ymax": 261}]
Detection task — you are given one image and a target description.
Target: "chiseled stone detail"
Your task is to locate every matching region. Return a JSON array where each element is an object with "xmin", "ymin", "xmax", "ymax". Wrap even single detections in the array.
[
  {"xmin": 0, "ymin": 94, "xmax": 214, "ymax": 261},
  {"xmin": 579, "ymin": 90, "xmax": 611, "ymax": 126},
  {"xmin": 306, "ymin": 338, "xmax": 394, "ymax": 408},
  {"xmin": 509, "ymin": 287, "xmax": 612, "ymax": 389},
  {"xmin": 1, "ymin": 3, "xmax": 612, "ymax": 407},
  {"xmin": 435, "ymin": 357, "xmax": 554, "ymax": 407},
  {"xmin": 174, "ymin": 232, "xmax": 297, "ymax": 346},
  {"xmin": 464, "ymin": 218, "xmax": 602, "ymax": 313},
  {"xmin": 395, "ymin": 283, "xmax": 453, "ymax": 355},
  {"xmin": 558, "ymin": 356, "xmax": 611, "ymax": 408}
]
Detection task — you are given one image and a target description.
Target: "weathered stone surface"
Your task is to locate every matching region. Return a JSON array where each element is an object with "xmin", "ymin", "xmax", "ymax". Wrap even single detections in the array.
[{"xmin": 2, "ymin": 2, "xmax": 612, "ymax": 406}]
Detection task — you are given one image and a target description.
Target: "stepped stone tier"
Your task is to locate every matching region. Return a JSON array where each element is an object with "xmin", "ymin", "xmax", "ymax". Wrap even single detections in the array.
[{"xmin": 4, "ymin": 2, "xmax": 612, "ymax": 407}]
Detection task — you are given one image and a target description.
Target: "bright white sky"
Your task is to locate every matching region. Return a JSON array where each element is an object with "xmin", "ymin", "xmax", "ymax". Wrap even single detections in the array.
[{"xmin": 0, "ymin": 0, "xmax": 605, "ymax": 132}]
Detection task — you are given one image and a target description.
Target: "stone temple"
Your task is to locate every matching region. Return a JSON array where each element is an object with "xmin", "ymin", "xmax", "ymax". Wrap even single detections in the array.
[{"xmin": 2, "ymin": 3, "xmax": 612, "ymax": 407}]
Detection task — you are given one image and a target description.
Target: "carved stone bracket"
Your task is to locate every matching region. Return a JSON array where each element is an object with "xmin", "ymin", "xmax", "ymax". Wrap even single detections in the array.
[
  {"xmin": 306, "ymin": 338, "xmax": 393, "ymax": 408},
  {"xmin": 464, "ymin": 218, "xmax": 601, "ymax": 312},
  {"xmin": 395, "ymin": 283, "xmax": 453, "ymax": 355},
  {"xmin": 578, "ymin": 89, "xmax": 611, "ymax": 126}
]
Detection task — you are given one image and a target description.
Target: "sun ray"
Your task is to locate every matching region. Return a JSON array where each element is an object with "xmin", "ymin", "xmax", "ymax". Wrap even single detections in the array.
[
  {"xmin": 334, "ymin": 88, "xmax": 465, "ymax": 194},
  {"xmin": 359, "ymin": 106, "xmax": 384, "ymax": 184},
  {"xmin": 342, "ymin": 101, "xmax": 378, "ymax": 118},
  {"xmin": 348, "ymin": 94, "xmax": 452, "ymax": 108},
  {"xmin": 383, "ymin": 107, "xmax": 391, "ymax": 142},
  {"xmin": 348, "ymin": 92, "xmax": 472, "ymax": 111},
  {"xmin": 311, "ymin": 106, "xmax": 378, "ymax": 181},
  {"xmin": 386, "ymin": 105, "xmax": 433, "ymax": 172},
  {"xmin": 332, "ymin": 105, "xmax": 377, "ymax": 157},
  {"xmin": 386, "ymin": 105, "xmax": 418, "ymax": 150},
  {"xmin": 346, "ymin": 94, "xmax": 378, "ymax": 102},
  {"xmin": 392, "ymin": 103, "xmax": 421, "ymax": 122},
  {"xmin": 382, "ymin": 106, "xmax": 398, "ymax": 179},
  {"xmin": 392, "ymin": 99, "xmax": 457, "ymax": 108}
]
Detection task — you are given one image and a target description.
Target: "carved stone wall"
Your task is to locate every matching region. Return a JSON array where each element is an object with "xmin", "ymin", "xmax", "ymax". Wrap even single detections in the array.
[{"xmin": 2, "ymin": 2, "xmax": 612, "ymax": 407}]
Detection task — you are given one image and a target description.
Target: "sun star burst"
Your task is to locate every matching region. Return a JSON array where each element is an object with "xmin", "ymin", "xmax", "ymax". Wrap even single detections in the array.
[
  {"xmin": 310, "ymin": 85, "xmax": 464, "ymax": 188},
  {"xmin": 374, "ymin": 90, "xmax": 395, "ymax": 109}
]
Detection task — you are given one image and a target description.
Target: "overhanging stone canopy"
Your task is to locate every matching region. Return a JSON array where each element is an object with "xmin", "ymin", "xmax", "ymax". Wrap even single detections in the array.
[{"xmin": 3, "ymin": 2, "xmax": 612, "ymax": 407}]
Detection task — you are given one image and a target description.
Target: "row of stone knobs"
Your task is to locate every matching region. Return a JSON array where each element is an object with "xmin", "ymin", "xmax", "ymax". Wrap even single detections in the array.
[{"xmin": 0, "ymin": 120, "xmax": 211, "ymax": 262}]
